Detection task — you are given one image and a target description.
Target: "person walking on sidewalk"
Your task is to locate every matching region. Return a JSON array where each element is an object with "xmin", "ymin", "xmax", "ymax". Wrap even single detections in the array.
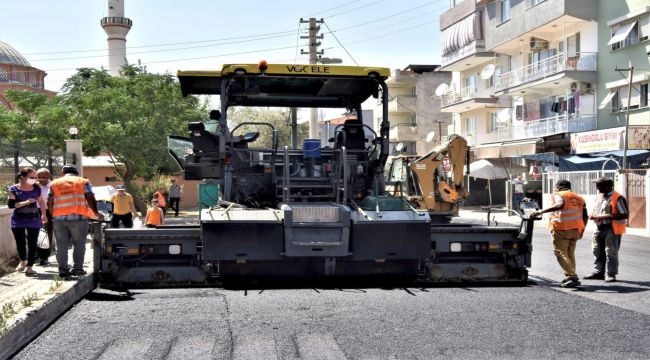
[
  {"xmin": 109, "ymin": 184, "xmax": 138, "ymax": 228},
  {"xmin": 530, "ymin": 179, "xmax": 587, "ymax": 288},
  {"xmin": 7, "ymin": 167, "xmax": 48, "ymax": 276},
  {"xmin": 36, "ymin": 167, "xmax": 54, "ymax": 265},
  {"xmin": 168, "ymin": 179, "xmax": 182, "ymax": 217},
  {"xmin": 48, "ymin": 164, "xmax": 104, "ymax": 278},
  {"xmin": 153, "ymin": 186, "xmax": 168, "ymax": 215},
  {"xmin": 584, "ymin": 177, "xmax": 628, "ymax": 283}
]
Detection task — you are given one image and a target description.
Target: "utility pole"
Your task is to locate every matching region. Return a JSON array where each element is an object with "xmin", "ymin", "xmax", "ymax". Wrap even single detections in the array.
[
  {"xmin": 615, "ymin": 66, "xmax": 634, "ymax": 170},
  {"xmin": 300, "ymin": 18, "xmax": 324, "ymax": 139}
]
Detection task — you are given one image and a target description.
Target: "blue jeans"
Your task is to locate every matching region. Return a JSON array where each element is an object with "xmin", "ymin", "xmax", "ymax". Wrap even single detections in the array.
[
  {"xmin": 53, "ymin": 219, "xmax": 89, "ymax": 273},
  {"xmin": 513, "ymin": 192, "xmax": 525, "ymax": 210}
]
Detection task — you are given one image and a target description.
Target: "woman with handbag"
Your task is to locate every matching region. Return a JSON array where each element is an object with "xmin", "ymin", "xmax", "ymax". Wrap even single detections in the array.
[{"xmin": 7, "ymin": 167, "xmax": 48, "ymax": 275}]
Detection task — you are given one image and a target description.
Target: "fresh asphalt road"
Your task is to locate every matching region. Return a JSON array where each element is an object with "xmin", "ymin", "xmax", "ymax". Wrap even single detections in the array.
[{"xmin": 12, "ymin": 223, "xmax": 650, "ymax": 360}]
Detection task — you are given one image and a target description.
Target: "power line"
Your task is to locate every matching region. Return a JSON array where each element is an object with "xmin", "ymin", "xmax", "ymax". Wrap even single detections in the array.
[{"xmin": 322, "ymin": 21, "xmax": 358, "ymax": 65}]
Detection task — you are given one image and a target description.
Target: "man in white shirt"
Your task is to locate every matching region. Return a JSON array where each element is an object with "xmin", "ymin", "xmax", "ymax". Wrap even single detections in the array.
[
  {"xmin": 512, "ymin": 175, "xmax": 528, "ymax": 211},
  {"xmin": 36, "ymin": 168, "xmax": 53, "ymax": 265}
]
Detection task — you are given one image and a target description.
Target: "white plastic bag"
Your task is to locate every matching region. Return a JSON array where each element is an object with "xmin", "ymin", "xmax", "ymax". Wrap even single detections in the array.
[
  {"xmin": 37, "ymin": 229, "xmax": 49, "ymax": 249},
  {"xmin": 133, "ymin": 217, "xmax": 143, "ymax": 229}
]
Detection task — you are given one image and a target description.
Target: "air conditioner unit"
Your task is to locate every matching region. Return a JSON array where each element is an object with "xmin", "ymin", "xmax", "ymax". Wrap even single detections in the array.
[{"xmin": 530, "ymin": 37, "xmax": 549, "ymax": 51}]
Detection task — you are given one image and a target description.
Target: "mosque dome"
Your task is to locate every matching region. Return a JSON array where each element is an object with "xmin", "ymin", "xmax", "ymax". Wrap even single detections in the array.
[{"xmin": 0, "ymin": 40, "xmax": 31, "ymax": 67}]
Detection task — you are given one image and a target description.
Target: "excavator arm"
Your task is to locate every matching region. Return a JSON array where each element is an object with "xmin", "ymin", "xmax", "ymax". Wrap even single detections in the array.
[{"xmin": 408, "ymin": 134, "xmax": 469, "ymax": 214}]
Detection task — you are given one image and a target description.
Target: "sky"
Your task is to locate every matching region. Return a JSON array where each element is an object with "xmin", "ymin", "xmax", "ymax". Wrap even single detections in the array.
[{"xmin": 2, "ymin": 0, "xmax": 449, "ymax": 94}]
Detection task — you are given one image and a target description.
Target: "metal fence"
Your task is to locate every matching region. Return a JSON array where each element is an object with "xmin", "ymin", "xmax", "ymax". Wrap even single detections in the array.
[
  {"xmin": 0, "ymin": 140, "xmax": 62, "ymax": 183},
  {"xmin": 542, "ymin": 169, "xmax": 647, "ymax": 196}
]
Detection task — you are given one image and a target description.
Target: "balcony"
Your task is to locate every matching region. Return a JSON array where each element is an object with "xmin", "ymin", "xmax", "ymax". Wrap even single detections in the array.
[
  {"xmin": 484, "ymin": 113, "xmax": 597, "ymax": 142},
  {"xmin": 388, "ymin": 96, "xmax": 416, "ymax": 114},
  {"xmin": 100, "ymin": 17, "xmax": 133, "ymax": 27},
  {"xmin": 494, "ymin": 52, "xmax": 597, "ymax": 95},
  {"xmin": 440, "ymin": 84, "xmax": 498, "ymax": 113},
  {"xmin": 388, "ymin": 123, "xmax": 418, "ymax": 142}
]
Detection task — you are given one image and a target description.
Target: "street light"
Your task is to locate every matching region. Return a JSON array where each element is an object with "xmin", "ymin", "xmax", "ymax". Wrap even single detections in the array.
[
  {"xmin": 65, "ymin": 126, "xmax": 83, "ymax": 177},
  {"xmin": 68, "ymin": 126, "xmax": 79, "ymax": 139}
]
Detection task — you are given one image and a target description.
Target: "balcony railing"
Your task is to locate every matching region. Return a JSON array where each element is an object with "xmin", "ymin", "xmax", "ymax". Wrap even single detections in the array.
[
  {"xmin": 388, "ymin": 123, "xmax": 418, "ymax": 142},
  {"xmin": 440, "ymin": 85, "xmax": 478, "ymax": 107},
  {"xmin": 101, "ymin": 17, "xmax": 133, "ymax": 27},
  {"xmin": 472, "ymin": 113, "xmax": 597, "ymax": 144},
  {"xmin": 495, "ymin": 52, "xmax": 597, "ymax": 92}
]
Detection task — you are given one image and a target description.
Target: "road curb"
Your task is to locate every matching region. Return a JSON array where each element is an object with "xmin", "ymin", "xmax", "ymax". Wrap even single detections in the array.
[{"xmin": 0, "ymin": 274, "xmax": 95, "ymax": 360}]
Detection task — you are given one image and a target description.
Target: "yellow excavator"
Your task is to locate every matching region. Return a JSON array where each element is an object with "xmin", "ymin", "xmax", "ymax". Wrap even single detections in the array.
[{"xmin": 385, "ymin": 134, "xmax": 469, "ymax": 223}]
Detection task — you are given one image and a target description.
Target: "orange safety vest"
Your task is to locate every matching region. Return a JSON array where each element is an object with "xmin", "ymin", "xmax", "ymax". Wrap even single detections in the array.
[
  {"xmin": 50, "ymin": 176, "xmax": 93, "ymax": 218},
  {"xmin": 608, "ymin": 191, "xmax": 627, "ymax": 235},
  {"xmin": 548, "ymin": 190, "xmax": 586, "ymax": 233},
  {"xmin": 154, "ymin": 191, "xmax": 167, "ymax": 207},
  {"xmin": 146, "ymin": 207, "xmax": 163, "ymax": 226}
]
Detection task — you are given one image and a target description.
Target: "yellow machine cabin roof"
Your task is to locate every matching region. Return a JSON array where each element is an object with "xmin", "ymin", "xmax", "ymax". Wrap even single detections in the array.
[{"xmin": 177, "ymin": 63, "xmax": 390, "ymax": 108}]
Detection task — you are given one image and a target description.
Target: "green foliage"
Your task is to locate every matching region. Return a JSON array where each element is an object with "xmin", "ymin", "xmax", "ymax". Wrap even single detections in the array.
[
  {"xmin": 131, "ymin": 173, "xmax": 176, "ymax": 205},
  {"xmin": 226, "ymin": 107, "xmax": 309, "ymax": 148},
  {"xmin": 0, "ymin": 180, "xmax": 8, "ymax": 204}
]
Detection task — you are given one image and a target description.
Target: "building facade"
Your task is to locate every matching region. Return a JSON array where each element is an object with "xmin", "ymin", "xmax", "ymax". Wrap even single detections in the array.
[
  {"xmin": 0, "ymin": 41, "xmax": 57, "ymax": 109},
  {"xmin": 597, "ymin": 0, "xmax": 649, "ymax": 154},
  {"xmin": 377, "ymin": 65, "xmax": 452, "ymax": 155},
  {"xmin": 440, "ymin": 0, "xmax": 605, "ymax": 160}
]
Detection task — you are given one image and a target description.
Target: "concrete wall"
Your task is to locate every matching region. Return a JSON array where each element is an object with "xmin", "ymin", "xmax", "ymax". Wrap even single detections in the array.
[
  {"xmin": 484, "ymin": 0, "xmax": 599, "ymax": 50},
  {"xmin": 0, "ymin": 207, "xmax": 18, "ymax": 262}
]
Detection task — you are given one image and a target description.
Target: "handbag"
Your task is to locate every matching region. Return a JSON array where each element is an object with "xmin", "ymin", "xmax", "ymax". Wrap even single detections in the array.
[{"xmin": 37, "ymin": 229, "xmax": 49, "ymax": 250}]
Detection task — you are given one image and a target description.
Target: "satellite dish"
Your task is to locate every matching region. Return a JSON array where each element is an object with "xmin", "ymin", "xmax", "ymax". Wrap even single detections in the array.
[
  {"xmin": 395, "ymin": 142, "xmax": 404, "ymax": 152},
  {"xmin": 434, "ymin": 83, "xmax": 449, "ymax": 97},
  {"xmin": 425, "ymin": 131, "xmax": 436, "ymax": 143},
  {"xmin": 480, "ymin": 64, "xmax": 495, "ymax": 80},
  {"xmin": 497, "ymin": 108, "xmax": 511, "ymax": 122}
]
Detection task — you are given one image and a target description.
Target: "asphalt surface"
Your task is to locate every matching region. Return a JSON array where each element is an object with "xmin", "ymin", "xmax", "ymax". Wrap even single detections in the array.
[{"xmin": 2, "ymin": 207, "xmax": 649, "ymax": 359}]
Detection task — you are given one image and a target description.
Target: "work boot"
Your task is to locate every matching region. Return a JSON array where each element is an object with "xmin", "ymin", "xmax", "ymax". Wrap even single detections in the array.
[
  {"xmin": 561, "ymin": 277, "xmax": 581, "ymax": 288},
  {"xmin": 583, "ymin": 272, "xmax": 605, "ymax": 280}
]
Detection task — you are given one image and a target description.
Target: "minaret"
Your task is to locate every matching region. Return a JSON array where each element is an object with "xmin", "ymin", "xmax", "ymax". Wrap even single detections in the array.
[{"xmin": 100, "ymin": 0, "xmax": 132, "ymax": 76}]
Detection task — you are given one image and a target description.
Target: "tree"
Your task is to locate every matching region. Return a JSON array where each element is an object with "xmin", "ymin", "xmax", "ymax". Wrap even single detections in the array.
[
  {"xmin": 226, "ymin": 107, "xmax": 309, "ymax": 149},
  {"xmin": 47, "ymin": 65, "xmax": 207, "ymax": 212}
]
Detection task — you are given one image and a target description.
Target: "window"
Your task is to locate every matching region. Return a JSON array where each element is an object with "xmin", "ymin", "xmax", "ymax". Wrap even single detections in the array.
[
  {"xmin": 610, "ymin": 15, "xmax": 649, "ymax": 51},
  {"xmin": 0, "ymin": 68, "xmax": 7, "ymax": 81},
  {"xmin": 17, "ymin": 72, "xmax": 25, "ymax": 83},
  {"xmin": 464, "ymin": 116, "xmax": 477, "ymax": 136},
  {"xmin": 610, "ymin": 82, "xmax": 648, "ymax": 112},
  {"xmin": 488, "ymin": 112, "xmax": 499, "ymax": 133},
  {"xmin": 500, "ymin": 0, "xmax": 511, "ymax": 22},
  {"xmin": 527, "ymin": 0, "xmax": 546, "ymax": 7}
]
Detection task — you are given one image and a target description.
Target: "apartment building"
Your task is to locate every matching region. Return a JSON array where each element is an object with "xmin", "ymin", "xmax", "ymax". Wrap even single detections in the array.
[
  {"xmin": 597, "ymin": 0, "xmax": 649, "ymax": 154},
  {"xmin": 440, "ymin": 0, "xmax": 601, "ymax": 159},
  {"xmin": 377, "ymin": 65, "xmax": 452, "ymax": 155}
]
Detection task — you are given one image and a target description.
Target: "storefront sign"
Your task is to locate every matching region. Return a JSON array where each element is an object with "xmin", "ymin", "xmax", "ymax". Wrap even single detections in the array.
[
  {"xmin": 570, "ymin": 127, "xmax": 625, "ymax": 154},
  {"xmin": 630, "ymin": 125, "xmax": 650, "ymax": 150}
]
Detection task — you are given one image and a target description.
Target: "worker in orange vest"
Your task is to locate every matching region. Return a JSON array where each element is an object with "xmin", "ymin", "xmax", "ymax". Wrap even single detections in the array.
[
  {"xmin": 153, "ymin": 186, "xmax": 168, "ymax": 215},
  {"xmin": 584, "ymin": 177, "xmax": 628, "ymax": 283},
  {"xmin": 48, "ymin": 164, "xmax": 104, "ymax": 278},
  {"xmin": 530, "ymin": 179, "xmax": 587, "ymax": 288}
]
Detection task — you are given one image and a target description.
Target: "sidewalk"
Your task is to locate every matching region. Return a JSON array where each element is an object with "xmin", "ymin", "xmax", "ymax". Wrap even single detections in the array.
[{"xmin": 0, "ymin": 245, "xmax": 95, "ymax": 360}]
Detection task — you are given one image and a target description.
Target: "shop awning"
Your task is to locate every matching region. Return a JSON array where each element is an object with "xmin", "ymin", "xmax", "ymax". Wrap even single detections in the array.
[{"xmin": 474, "ymin": 139, "xmax": 542, "ymax": 159}]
